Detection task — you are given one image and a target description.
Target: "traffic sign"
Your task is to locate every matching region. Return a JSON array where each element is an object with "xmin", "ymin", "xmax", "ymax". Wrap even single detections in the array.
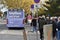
[
  {"xmin": 31, "ymin": 4, "xmax": 34, "ymax": 9},
  {"xmin": 34, "ymin": 0, "xmax": 40, "ymax": 3},
  {"xmin": 34, "ymin": 3, "xmax": 41, "ymax": 9}
]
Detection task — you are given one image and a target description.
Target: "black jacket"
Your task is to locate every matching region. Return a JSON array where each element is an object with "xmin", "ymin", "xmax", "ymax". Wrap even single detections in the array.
[
  {"xmin": 52, "ymin": 20, "xmax": 57, "ymax": 31},
  {"xmin": 38, "ymin": 18, "xmax": 46, "ymax": 29},
  {"xmin": 32, "ymin": 18, "xmax": 37, "ymax": 26}
]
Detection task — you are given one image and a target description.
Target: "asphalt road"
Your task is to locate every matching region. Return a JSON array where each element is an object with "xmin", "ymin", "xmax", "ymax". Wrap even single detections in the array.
[{"xmin": 0, "ymin": 24, "xmax": 40, "ymax": 40}]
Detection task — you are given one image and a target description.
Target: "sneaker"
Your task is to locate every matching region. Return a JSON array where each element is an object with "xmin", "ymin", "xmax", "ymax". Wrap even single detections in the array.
[{"xmin": 37, "ymin": 31, "xmax": 40, "ymax": 34}]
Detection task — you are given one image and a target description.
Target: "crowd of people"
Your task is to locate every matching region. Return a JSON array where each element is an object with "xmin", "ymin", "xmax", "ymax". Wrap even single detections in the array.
[{"xmin": 25, "ymin": 14, "xmax": 60, "ymax": 40}]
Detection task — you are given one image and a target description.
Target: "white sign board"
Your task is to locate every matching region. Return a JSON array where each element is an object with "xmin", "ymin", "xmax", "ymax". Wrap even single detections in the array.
[
  {"xmin": 34, "ymin": 3, "xmax": 41, "ymax": 9},
  {"xmin": 43, "ymin": 24, "xmax": 53, "ymax": 40}
]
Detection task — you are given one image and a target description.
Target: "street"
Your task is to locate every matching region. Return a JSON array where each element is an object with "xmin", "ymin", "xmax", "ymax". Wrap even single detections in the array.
[
  {"xmin": 0, "ymin": 24, "xmax": 40, "ymax": 40},
  {"xmin": 0, "ymin": 0, "xmax": 59, "ymax": 40}
]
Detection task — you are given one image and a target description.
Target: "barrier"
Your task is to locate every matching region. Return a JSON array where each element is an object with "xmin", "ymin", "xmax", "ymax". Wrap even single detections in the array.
[
  {"xmin": 57, "ymin": 31, "xmax": 60, "ymax": 40},
  {"xmin": 43, "ymin": 24, "xmax": 53, "ymax": 40},
  {"xmin": 23, "ymin": 29, "xmax": 27, "ymax": 40}
]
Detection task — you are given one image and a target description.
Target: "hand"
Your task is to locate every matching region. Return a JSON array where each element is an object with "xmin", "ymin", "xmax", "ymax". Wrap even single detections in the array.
[{"xmin": 56, "ymin": 28, "xmax": 58, "ymax": 31}]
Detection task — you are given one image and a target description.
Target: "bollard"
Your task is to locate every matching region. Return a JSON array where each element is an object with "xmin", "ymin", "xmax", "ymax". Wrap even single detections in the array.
[
  {"xmin": 23, "ymin": 29, "xmax": 27, "ymax": 40},
  {"xmin": 43, "ymin": 24, "xmax": 53, "ymax": 40}
]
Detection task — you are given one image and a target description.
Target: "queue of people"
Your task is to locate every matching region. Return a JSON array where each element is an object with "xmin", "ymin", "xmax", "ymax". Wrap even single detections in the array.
[{"xmin": 25, "ymin": 14, "xmax": 60, "ymax": 40}]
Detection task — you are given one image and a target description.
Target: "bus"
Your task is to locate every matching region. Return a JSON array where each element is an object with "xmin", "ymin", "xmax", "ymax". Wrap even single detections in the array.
[{"xmin": 7, "ymin": 9, "xmax": 25, "ymax": 29}]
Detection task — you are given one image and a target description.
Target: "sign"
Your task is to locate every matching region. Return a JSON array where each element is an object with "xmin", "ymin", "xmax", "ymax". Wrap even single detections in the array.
[
  {"xmin": 43, "ymin": 24, "xmax": 53, "ymax": 40},
  {"xmin": 34, "ymin": 3, "xmax": 41, "ymax": 9},
  {"xmin": 34, "ymin": 0, "xmax": 40, "ymax": 3},
  {"xmin": 31, "ymin": 4, "xmax": 34, "ymax": 9},
  {"xmin": 7, "ymin": 9, "xmax": 25, "ymax": 27}
]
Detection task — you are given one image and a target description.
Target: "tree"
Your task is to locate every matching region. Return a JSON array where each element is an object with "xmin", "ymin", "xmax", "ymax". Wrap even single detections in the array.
[
  {"xmin": 43, "ymin": 0, "xmax": 60, "ymax": 16},
  {"xmin": 2, "ymin": 0, "xmax": 34, "ymax": 14}
]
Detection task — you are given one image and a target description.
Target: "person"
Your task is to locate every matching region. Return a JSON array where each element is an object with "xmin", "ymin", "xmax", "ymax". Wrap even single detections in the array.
[
  {"xmin": 57, "ymin": 17, "xmax": 60, "ymax": 30},
  {"xmin": 27, "ymin": 14, "xmax": 32, "ymax": 26},
  {"xmin": 25, "ymin": 17, "xmax": 27, "ymax": 24},
  {"xmin": 32, "ymin": 16, "xmax": 37, "ymax": 32},
  {"xmin": 38, "ymin": 16, "xmax": 46, "ymax": 40},
  {"xmin": 52, "ymin": 17, "xmax": 57, "ymax": 39},
  {"xmin": 46, "ymin": 17, "xmax": 52, "ymax": 24}
]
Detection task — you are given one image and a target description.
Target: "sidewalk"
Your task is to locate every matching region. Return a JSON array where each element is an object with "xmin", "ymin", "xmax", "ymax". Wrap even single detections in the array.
[{"xmin": 0, "ymin": 24, "xmax": 41, "ymax": 40}]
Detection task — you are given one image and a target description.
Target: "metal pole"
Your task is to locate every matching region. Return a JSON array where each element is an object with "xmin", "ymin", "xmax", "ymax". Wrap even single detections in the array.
[
  {"xmin": 35, "ymin": 7, "xmax": 39, "ymax": 40},
  {"xmin": 36, "ymin": 31, "xmax": 39, "ymax": 40},
  {"xmin": 23, "ymin": 29, "xmax": 27, "ymax": 40}
]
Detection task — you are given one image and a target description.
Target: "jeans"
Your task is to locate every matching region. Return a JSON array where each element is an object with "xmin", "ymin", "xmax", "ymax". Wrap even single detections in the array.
[{"xmin": 33, "ymin": 26, "xmax": 37, "ymax": 32}]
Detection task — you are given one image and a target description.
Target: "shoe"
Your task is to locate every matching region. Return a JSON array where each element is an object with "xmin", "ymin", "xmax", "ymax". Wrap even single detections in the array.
[{"xmin": 41, "ymin": 37, "xmax": 44, "ymax": 40}]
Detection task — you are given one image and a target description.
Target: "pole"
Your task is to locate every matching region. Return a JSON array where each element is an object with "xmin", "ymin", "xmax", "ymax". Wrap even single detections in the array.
[
  {"xmin": 36, "ymin": 8, "xmax": 39, "ymax": 40},
  {"xmin": 36, "ymin": 31, "xmax": 39, "ymax": 40},
  {"xmin": 23, "ymin": 29, "xmax": 27, "ymax": 40}
]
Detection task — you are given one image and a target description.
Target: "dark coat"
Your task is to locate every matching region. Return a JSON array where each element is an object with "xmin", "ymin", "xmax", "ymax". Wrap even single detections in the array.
[
  {"xmin": 52, "ymin": 21, "xmax": 57, "ymax": 31},
  {"xmin": 52, "ymin": 20, "xmax": 57, "ymax": 37},
  {"xmin": 52, "ymin": 20, "xmax": 57, "ymax": 30},
  {"xmin": 46, "ymin": 19, "xmax": 52, "ymax": 24},
  {"xmin": 32, "ymin": 18, "xmax": 37, "ymax": 26},
  {"xmin": 57, "ymin": 22, "xmax": 60, "ymax": 30},
  {"xmin": 38, "ymin": 18, "xmax": 47, "ymax": 29}
]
